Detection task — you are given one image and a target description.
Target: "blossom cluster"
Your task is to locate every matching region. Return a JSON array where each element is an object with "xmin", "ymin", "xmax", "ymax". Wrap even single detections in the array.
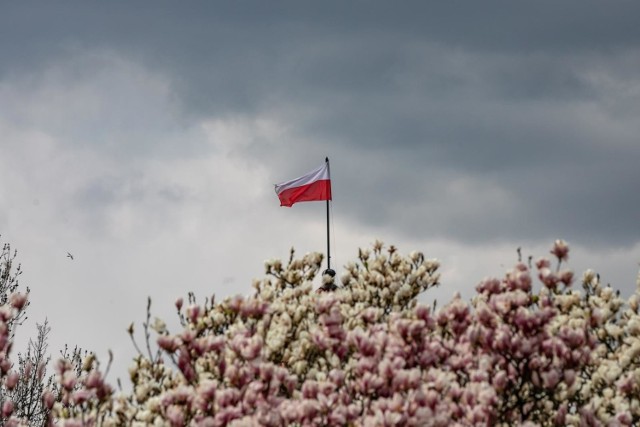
[
  {"xmin": 0, "ymin": 291, "xmax": 30, "ymax": 427},
  {"xmin": 4, "ymin": 239, "xmax": 640, "ymax": 426}
]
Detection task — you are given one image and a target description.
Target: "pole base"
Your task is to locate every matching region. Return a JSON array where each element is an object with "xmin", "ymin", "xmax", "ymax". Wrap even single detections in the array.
[{"xmin": 322, "ymin": 268, "xmax": 336, "ymax": 277}]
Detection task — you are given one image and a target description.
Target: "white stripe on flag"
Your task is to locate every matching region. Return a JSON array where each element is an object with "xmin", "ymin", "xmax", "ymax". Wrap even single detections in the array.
[{"xmin": 275, "ymin": 163, "xmax": 330, "ymax": 194}]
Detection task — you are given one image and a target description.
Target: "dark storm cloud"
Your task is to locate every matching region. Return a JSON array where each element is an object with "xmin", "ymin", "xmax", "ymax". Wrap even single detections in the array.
[{"xmin": 3, "ymin": 1, "xmax": 640, "ymax": 247}]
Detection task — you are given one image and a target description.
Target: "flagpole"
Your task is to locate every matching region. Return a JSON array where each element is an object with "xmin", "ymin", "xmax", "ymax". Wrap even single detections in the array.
[{"xmin": 325, "ymin": 157, "xmax": 331, "ymax": 271}]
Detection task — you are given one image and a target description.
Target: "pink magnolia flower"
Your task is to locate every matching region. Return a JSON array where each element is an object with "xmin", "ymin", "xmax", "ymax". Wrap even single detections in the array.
[
  {"xmin": 535, "ymin": 257, "xmax": 551, "ymax": 270},
  {"xmin": 61, "ymin": 370, "xmax": 77, "ymax": 391},
  {"xmin": 166, "ymin": 405, "xmax": 184, "ymax": 427},
  {"xmin": 186, "ymin": 304, "xmax": 201, "ymax": 323},
  {"xmin": 71, "ymin": 390, "xmax": 93, "ymax": 405},
  {"xmin": 42, "ymin": 390, "xmax": 56, "ymax": 410},
  {"xmin": 550, "ymin": 239, "xmax": 570, "ymax": 262},
  {"xmin": 2, "ymin": 400, "xmax": 14, "ymax": 417},
  {"xmin": 157, "ymin": 335, "xmax": 180, "ymax": 353},
  {"xmin": 5, "ymin": 371, "xmax": 19, "ymax": 390},
  {"xmin": 8, "ymin": 293, "xmax": 27, "ymax": 310}
]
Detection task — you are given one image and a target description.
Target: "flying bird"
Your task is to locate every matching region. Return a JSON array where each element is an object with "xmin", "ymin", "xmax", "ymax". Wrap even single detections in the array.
[{"xmin": 67, "ymin": 252, "xmax": 74, "ymax": 260}]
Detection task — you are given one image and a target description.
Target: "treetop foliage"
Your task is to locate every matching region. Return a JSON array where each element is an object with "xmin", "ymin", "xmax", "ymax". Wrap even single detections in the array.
[{"xmin": 1, "ymin": 239, "xmax": 640, "ymax": 426}]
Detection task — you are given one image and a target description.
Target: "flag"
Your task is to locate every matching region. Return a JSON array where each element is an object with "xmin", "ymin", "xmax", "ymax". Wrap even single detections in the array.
[{"xmin": 275, "ymin": 162, "xmax": 332, "ymax": 207}]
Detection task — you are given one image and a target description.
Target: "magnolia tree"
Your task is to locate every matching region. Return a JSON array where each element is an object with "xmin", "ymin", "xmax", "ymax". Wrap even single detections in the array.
[
  {"xmin": 2, "ymin": 240, "xmax": 640, "ymax": 426},
  {"xmin": 0, "ymin": 241, "xmax": 89, "ymax": 427},
  {"xmin": 0, "ymin": 241, "xmax": 58, "ymax": 427}
]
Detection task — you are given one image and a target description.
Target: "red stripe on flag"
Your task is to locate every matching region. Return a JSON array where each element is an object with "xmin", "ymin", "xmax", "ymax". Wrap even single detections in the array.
[{"xmin": 277, "ymin": 179, "xmax": 332, "ymax": 207}]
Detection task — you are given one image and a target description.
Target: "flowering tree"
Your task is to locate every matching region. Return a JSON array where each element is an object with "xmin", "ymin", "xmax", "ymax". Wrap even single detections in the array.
[
  {"xmin": 0, "ymin": 240, "xmax": 88, "ymax": 427},
  {"xmin": 2, "ymin": 239, "xmax": 640, "ymax": 426},
  {"xmin": 9, "ymin": 320, "xmax": 56, "ymax": 425},
  {"xmin": 0, "ymin": 241, "xmax": 42, "ymax": 426}
]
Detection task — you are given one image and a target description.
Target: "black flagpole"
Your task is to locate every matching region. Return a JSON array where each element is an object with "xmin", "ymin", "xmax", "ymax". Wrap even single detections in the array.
[
  {"xmin": 326, "ymin": 157, "xmax": 331, "ymax": 272},
  {"xmin": 321, "ymin": 157, "xmax": 336, "ymax": 289}
]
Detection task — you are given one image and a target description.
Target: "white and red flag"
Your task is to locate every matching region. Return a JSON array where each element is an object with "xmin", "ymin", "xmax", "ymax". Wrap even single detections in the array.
[{"xmin": 275, "ymin": 161, "xmax": 332, "ymax": 207}]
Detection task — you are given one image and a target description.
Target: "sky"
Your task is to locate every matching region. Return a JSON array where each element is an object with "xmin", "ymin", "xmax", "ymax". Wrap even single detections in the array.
[{"xmin": 1, "ymin": 1, "xmax": 640, "ymax": 387}]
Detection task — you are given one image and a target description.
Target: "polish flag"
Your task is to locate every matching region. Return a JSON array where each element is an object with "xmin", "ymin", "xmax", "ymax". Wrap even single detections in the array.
[{"xmin": 275, "ymin": 162, "xmax": 332, "ymax": 207}]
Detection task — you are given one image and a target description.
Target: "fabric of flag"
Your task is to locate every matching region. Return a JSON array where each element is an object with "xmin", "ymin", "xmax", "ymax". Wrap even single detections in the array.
[{"xmin": 275, "ymin": 162, "xmax": 332, "ymax": 207}]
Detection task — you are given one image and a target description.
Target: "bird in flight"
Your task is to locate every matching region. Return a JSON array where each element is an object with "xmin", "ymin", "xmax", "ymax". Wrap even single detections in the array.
[{"xmin": 67, "ymin": 252, "xmax": 74, "ymax": 260}]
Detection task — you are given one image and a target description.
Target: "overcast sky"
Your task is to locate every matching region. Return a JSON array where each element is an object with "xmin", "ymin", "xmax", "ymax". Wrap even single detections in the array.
[{"xmin": 2, "ymin": 1, "xmax": 640, "ymax": 387}]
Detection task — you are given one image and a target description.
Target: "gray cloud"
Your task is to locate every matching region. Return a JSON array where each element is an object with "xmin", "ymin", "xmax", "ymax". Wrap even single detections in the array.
[{"xmin": 4, "ymin": 2, "xmax": 640, "ymax": 248}]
